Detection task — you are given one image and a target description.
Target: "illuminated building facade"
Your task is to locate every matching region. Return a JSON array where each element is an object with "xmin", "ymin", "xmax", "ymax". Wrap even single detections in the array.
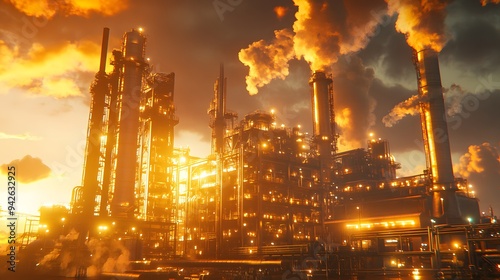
[{"xmin": 174, "ymin": 111, "xmax": 324, "ymax": 258}]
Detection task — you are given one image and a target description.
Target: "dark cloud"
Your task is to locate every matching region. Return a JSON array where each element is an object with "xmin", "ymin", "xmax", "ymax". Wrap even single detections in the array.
[
  {"xmin": 447, "ymin": 90, "xmax": 500, "ymax": 154},
  {"xmin": 441, "ymin": 0, "xmax": 500, "ymax": 74},
  {"xmin": 456, "ymin": 142, "xmax": 500, "ymax": 213},
  {"xmin": 357, "ymin": 15, "xmax": 416, "ymax": 86},
  {"xmin": 369, "ymin": 78, "xmax": 423, "ymax": 154},
  {"xmin": 332, "ymin": 55, "xmax": 377, "ymax": 150},
  {"xmin": 1, "ymin": 155, "xmax": 51, "ymax": 183}
]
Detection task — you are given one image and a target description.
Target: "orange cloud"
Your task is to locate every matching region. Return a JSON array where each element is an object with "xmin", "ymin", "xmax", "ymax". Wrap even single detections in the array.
[
  {"xmin": 238, "ymin": 29, "xmax": 296, "ymax": 95},
  {"xmin": 293, "ymin": 0, "xmax": 387, "ymax": 71},
  {"xmin": 7, "ymin": 0, "xmax": 128, "ymax": 18},
  {"xmin": 274, "ymin": 6, "xmax": 288, "ymax": 19},
  {"xmin": 386, "ymin": 0, "xmax": 450, "ymax": 51},
  {"xmin": 456, "ymin": 143, "xmax": 500, "ymax": 178},
  {"xmin": 0, "ymin": 40, "xmax": 101, "ymax": 98},
  {"xmin": 1, "ymin": 155, "xmax": 52, "ymax": 183},
  {"xmin": 0, "ymin": 132, "xmax": 41, "ymax": 140},
  {"xmin": 481, "ymin": 0, "xmax": 500, "ymax": 5}
]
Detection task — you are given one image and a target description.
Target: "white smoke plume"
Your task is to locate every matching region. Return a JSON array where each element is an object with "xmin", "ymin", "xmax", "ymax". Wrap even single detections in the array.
[
  {"xmin": 86, "ymin": 238, "xmax": 130, "ymax": 276},
  {"xmin": 382, "ymin": 94, "xmax": 422, "ymax": 127},
  {"xmin": 444, "ymin": 84, "xmax": 467, "ymax": 116},
  {"xmin": 36, "ymin": 230, "xmax": 130, "ymax": 277},
  {"xmin": 383, "ymin": 84, "xmax": 468, "ymax": 127}
]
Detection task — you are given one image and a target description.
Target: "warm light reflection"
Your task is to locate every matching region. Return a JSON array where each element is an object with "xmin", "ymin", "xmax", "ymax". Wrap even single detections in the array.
[{"xmin": 346, "ymin": 219, "xmax": 417, "ymax": 229}]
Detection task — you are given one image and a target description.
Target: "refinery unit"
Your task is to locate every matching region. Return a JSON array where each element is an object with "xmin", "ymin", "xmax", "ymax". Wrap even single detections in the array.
[{"xmin": 18, "ymin": 27, "xmax": 500, "ymax": 279}]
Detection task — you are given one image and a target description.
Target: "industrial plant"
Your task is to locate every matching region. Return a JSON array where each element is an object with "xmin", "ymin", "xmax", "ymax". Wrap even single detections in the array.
[{"xmin": 13, "ymin": 27, "xmax": 500, "ymax": 279}]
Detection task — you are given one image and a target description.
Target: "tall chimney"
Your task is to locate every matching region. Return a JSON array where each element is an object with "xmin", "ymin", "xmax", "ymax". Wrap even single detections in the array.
[
  {"xmin": 309, "ymin": 71, "xmax": 335, "ymax": 184},
  {"xmin": 112, "ymin": 29, "xmax": 147, "ymax": 218},
  {"xmin": 215, "ymin": 64, "xmax": 226, "ymax": 154},
  {"xmin": 98, "ymin": 28, "xmax": 110, "ymax": 73},
  {"xmin": 414, "ymin": 49, "xmax": 459, "ymax": 220},
  {"xmin": 81, "ymin": 27, "xmax": 109, "ymax": 218}
]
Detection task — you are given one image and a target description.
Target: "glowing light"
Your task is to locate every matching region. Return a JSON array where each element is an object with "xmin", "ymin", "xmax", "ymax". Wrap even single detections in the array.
[
  {"xmin": 179, "ymin": 156, "xmax": 187, "ymax": 164},
  {"xmin": 138, "ymin": 27, "xmax": 144, "ymax": 33},
  {"xmin": 98, "ymin": 225, "xmax": 108, "ymax": 231}
]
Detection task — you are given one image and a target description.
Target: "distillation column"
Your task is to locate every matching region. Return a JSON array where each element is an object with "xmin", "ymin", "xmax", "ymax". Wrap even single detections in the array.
[{"xmin": 112, "ymin": 29, "xmax": 147, "ymax": 218}]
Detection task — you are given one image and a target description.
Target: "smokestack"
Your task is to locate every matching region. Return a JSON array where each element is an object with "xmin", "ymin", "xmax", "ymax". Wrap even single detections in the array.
[
  {"xmin": 309, "ymin": 71, "xmax": 335, "ymax": 184},
  {"xmin": 99, "ymin": 28, "xmax": 110, "ymax": 73},
  {"xmin": 78, "ymin": 27, "xmax": 110, "ymax": 241},
  {"xmin": 112, "ymin": 29, "xmax": 147, "ymax": 218},
  {"xmin": 215, "ymin": 64, "xmax": 226, "ymax": 154},
  {"xmin": 414, "ymin": 49, "xmax": 459, "ymax": 220}
]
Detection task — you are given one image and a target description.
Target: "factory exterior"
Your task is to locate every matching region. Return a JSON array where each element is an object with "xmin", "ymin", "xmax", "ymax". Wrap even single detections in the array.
[{"xmin": 11, "ymin": 27, "xmax": 499, "ymax": 279}]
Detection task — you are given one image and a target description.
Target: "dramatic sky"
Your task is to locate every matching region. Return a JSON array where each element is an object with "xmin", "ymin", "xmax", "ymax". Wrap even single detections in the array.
[{"xmin": 0, "ymin": 0, "xmax": 499, "ymax": 218}]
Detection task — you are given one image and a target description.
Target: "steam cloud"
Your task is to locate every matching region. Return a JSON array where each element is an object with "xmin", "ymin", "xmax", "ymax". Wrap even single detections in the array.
[
  {"xmin": 37, "ymin": 231, "xmax": 130, "ymax": 277},
  {"xmin": 238, "ymin": 29, "xmax": 295, "ymax": 95},
  {"xmin": 1, "ymin": 155, "xmax": 51, "ymax": 183},
  {"xmin": 382, "ymin": 94, "xmax": 422, "ymax": 127},
  {"xmin": 86, "ymin": 238, "xmax": 130, "ymax": 276},
  {"xmin": 239, "ymin": 0, "xmax": 387, "ymax": 95},
  {"xmin": 7, "ymin": 0, "xmax": 128, "ymax": 18},
  {"xmin": 386, "ymin": 0, "xmax": 452, "ymax": 51},
  {"xmin": 444, "ymin": 84, "xmax": 467, "ymax": 116},
  {"xmin": 0, "ymin": 40, "xmax": 101, "ymax": 98},
  {"xmin": 382, "ymin": 84, "xmax": 467, "ymax": 127},
  {"xmin": 456, "ymin": 142, "xmax": 500, "ymax": 212},
  {"xmin": 293, "ymin": 0, "xmax": 387, "ymax": 71},
  {"xmin": 239, "ymin": 0, "xmax": 387, "ymax": 146}
]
